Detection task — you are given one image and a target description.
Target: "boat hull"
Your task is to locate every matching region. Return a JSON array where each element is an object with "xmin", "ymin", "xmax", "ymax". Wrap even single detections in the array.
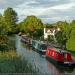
[
  {"xmin": 46, "ymin": 56, "xmax": 75, "ymax": 67},
  {"xmin": 37, "ymin": 50, "xmax": 46, "ymax": 55}
]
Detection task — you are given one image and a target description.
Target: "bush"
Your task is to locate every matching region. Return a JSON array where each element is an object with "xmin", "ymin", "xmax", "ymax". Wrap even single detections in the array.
[
  {"xmin": 0, "ymin": 35, "xmax": 16, "ymax": 51},
  {"xmin": 0, "ymin": 35, "xmax": 9, "ymax": 51}
]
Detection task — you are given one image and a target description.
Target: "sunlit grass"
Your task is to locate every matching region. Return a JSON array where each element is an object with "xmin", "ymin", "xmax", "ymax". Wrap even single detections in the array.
[{"xmin": 0, "ymin": 50, "xmax": 16, "ymax": 58}]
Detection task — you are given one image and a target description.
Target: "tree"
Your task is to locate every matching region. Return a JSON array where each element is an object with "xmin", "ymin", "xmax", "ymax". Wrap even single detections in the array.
[
  {"xmin": 0, "ymin": 8, "xmax": 18, "ymax": 51},
  {"xmin": 48, "ymin": 35, "xmax": 54, "ymax": 43},
  {"xmin": 66, "ymin": 20, "xmax": 75, "ymax": 51},
  {"xmin": 18, "ymin": 15, "xmax": 44, "ymax": 36},
  {"xmin": 0, "ymin": 13, "xmax": 7, "ymax": 35},
  {"xmin": 0, "ymin": 35, "xmax": 9, "ymax": 51},
  {"xmin": 62, "ymin": 22, "xmax": 71, "ymax": 40},
  {"xmin": 55, "ymin": 21, "xmax": 71, "ymax": 49},
  {"xmin": 55, "ymin": 30, "xmax": 67, "ymax": 49},
  {"xmin": 3, "ymin": 7, "xmax": 18, "ymax": 34},
  {"xmin": 0, "ymin": 14, "xmax": 9, "ymax": 51},
  {"xmin": 66, "ymin": 28, "xmax": 75, "ymax": 51},
  {"xmin": 0, "ymin": 14, "xmax": 3, "ymax": 35},
  {"xmin": 33, "ymin": 28, "xmax": 43, "ymax": 39}
]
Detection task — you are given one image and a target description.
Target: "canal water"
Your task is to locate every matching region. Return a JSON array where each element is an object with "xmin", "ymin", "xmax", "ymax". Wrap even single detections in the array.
[{"xmin": 15, "ymin": 35, "xmax": 75, "ymax": 75}]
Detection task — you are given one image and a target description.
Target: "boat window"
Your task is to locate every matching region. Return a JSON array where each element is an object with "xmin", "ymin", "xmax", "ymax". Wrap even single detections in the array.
[
  {"xmin": 32, "ymin": 41, "xmax": 36, "ymax": 45},
  {"xmin": 63, "ymin": 53, "xmax": 67, "ymax": 59},
  {"xmin": 61, "ymin": 52, "xmax": 67, "ymax": 60},
  {"xmin": 41, "ymin": 44, "xmax": 47, "ymax": 50},
  {"xmin": 56, "ymin": 53, "xmax": 58, "ymax": 57},
  {"xmin": 38, "ymin": 44, "xmax": 41, "ymax": 49},
  {"xmin": 52, "ymin": 52, "xmax": 55, "ymax": 56}
]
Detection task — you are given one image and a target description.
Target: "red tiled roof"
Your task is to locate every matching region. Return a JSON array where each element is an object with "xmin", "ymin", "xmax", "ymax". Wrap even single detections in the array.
[{"xmin": 45, "ymin": 28, "xmax": 56, "ymax": 33}]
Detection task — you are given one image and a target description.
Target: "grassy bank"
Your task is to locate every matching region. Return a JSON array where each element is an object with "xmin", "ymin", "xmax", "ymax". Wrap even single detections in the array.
[
  {"xmin": 0, "ymin": 51, "xmax": 38, "ymax": 73},
  {"xmin": 0, "ymin": 36, "xmax": 39, "ymax": 74}
]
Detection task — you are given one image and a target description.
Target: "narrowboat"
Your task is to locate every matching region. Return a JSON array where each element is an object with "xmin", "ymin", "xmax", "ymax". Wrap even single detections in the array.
[
  {"xmin": 31, "ymin": 40, "xmax": 39, "ymax": 50},
  {"xmin": 37, "ymin": 43, "xmax": 47, "ymax": 55},
  {"xmin": 46, "ymin": 47, "xmax": 75, "ymax": 66},
  {"xmin": 31, "ymin": 40, "xmax": 47, "ymax": 54},
  {"xmin": 18, "ymin": 32, "xmax": 22, "ymax": 36},
  {"xmin": 21, "ymin": 35, "xmax": 31, "ymax": 46}
]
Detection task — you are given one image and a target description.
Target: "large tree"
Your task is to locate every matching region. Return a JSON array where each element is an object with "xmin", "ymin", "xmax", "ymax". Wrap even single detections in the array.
[
  {"xmin": 55, "ymin": 21, "xmax": 71, "ymax": 48},
  {"xmin": 3, "ymin": 7, "xmax": 18, "ymax": 34},
  {"xmin": 0, "ymin": 14, "xmax": 7, "ymax": 35},
  {"xmin": 0, "ymin": 14, "xmax": 3, "ymax": 35},
  {"xmin": 66, "ymin": 20, "xmax": 75, "ymax": 51},
  {"xmin": 18, "ymin": 15, "xmax": 44, "ymax": 36},
  {"xmin": 0, "ymin": 14, "xmax": 9, "ymax": 51}
]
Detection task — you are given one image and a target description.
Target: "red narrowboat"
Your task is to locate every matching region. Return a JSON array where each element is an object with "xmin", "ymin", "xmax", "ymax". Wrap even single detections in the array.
[{"xmin": 46, "ymin": 47, "xmax": 75, "ymax": 66}]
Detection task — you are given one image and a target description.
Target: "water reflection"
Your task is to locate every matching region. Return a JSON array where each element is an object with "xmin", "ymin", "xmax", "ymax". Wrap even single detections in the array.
[
  {"xmin": 47, "ymin": 59, "xmax": 75, "ymax": 73},
  {"xmin": 15, "ymin": 35, "xmax": 75, "ymax": 75}
]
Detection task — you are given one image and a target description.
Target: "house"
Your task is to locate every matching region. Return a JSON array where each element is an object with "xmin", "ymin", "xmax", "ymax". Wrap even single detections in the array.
[{"xmin": 44, "ymin": 27, "xmax": 60, "ymax": 40}]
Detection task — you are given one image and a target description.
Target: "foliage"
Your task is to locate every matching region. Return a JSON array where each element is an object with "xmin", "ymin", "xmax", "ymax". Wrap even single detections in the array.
[
  {"xmin": 3, "ymin": 7, "xmax": 18, "ymax": 34},
  {"xmin": 0, "ymin": 35, "xmax": 16, "ymax": 51},
  {"xmin": 66, "ymin": 36, "xmax": 75, "ymax": 51},
  {"xmin": 55, "ymin": 20, "xmax": 75, "ymax": 51},
  {"xmin": 0, "ymin": 35, "xmax": 9, "ymax": 51},
  {"xmin": 0, "ymin": 8, "xmax": 18, "ymax": 51},
  {"xmin": 66, "ymin": 20, "xmax": 75, "ymax": 51},
  {"xmin": 48, "ymin": 35, "xmax": 54, "ymax": 42},
  {"xmin": 62, "ymin": 22, "xmax": 71, "ymax": 40},
  {"xmin": 0, "ymin": 14, "xmax": 7, "ymax": 35},
  {"xmin": 33, "ymin": 28, "xmax": 43, "ymax": 39},
  {"xmin": 18, "ymin": 15, "xmax": 43, "ymax": 37},
  {"xmin": 55, "ymin": 30, "xmax": 66, "ymax": 49},
  {"xmin": 55, "ymin": 21, "xmax": 70, "ymax": 49}
]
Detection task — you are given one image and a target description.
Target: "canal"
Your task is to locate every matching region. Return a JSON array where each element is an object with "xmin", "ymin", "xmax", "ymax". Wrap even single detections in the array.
[{"xmin": 15, "ymin": 35, "xmax": 75, "ymax": 75}]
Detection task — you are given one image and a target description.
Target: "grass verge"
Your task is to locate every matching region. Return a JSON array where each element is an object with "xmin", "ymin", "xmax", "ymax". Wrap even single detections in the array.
[{"xmin": 0, "ymin": 51, "xmax": 38, "ymax": 74}]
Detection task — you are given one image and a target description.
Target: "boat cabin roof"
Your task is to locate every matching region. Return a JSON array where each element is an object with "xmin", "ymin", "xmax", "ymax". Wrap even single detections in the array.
[
  {"xmin": 32, "ymin": 40, "xmax": 46, "ymax": 45},
  {"xmin": 48, "ymin": 47, "xmax": 69, "ymax": 53}
]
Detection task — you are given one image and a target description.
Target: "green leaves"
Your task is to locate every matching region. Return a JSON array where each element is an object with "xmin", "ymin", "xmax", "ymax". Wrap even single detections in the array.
[
  {"xmin": 0, "ymin": 7, "xmax": 18, "ymax": 51},
  {"xmin": 18, "ymin": 15, "xmax": 44, "ymax": 37},
  {"xmin": 66, "ymin": 27, "xmax": 75, "ymax": 51},
  {"xmin": 0, "ymin": 35, "xmax": 9, "ymax": 51},
  {"xmin": 55, "ymin": 20, "xmax": 75, "ymax": 51},
  {"xmin": 3, "ymin": 7, "xmax": 18, "ymax": 34}
]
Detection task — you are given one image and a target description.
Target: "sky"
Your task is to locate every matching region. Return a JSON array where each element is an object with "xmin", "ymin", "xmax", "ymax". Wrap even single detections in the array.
[{"xmin": 0, "ymin": 0, "xmax": 75, "ymax": 23}]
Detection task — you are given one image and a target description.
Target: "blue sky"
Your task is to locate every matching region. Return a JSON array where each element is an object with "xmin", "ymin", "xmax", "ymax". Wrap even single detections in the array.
[{"xmin": 0, "ymin": 0, "xmax": 75, "ymax": 23}]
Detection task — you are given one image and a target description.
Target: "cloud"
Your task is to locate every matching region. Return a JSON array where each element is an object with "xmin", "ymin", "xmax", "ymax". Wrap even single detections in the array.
[
  {"xmin": 27, "ymin": 0, "xmax": 71, "ymax": 8},
  {"xmin": 50, "ymin": 2, "xmax": 75, "ymax": 10},
  {"xmin": 0, "ymin": 0, "xmax": 75, "ymax": 23},
  {"xmin": 0, "ymin": 0, "xmax": 25, "ymax": 9}
]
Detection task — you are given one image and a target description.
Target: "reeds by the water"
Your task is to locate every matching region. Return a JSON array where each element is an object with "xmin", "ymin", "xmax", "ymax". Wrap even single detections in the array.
[{"xmin": 0, "ymin": 51, "xmax": 37, "ymax": 74}]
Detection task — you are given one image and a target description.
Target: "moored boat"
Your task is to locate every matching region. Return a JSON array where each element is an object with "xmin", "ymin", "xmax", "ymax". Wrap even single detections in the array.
[
  {"xmin": 21, "ymin": 35, "xmax": 31, "ymax": 46},
  {"xmin": 37, "ymin": 43, "xmax": 47, "ymax": 55},
  {"xmin": 31, "ymin": 40, "xmax": 39, "ymax": 50},
  {"xmin": 31, "ymin": 40, "xmax": 47, "ymax": 54},
  {"xmin": 46, "ymin": 47, "xmax": 75, "ymax": 66}
]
